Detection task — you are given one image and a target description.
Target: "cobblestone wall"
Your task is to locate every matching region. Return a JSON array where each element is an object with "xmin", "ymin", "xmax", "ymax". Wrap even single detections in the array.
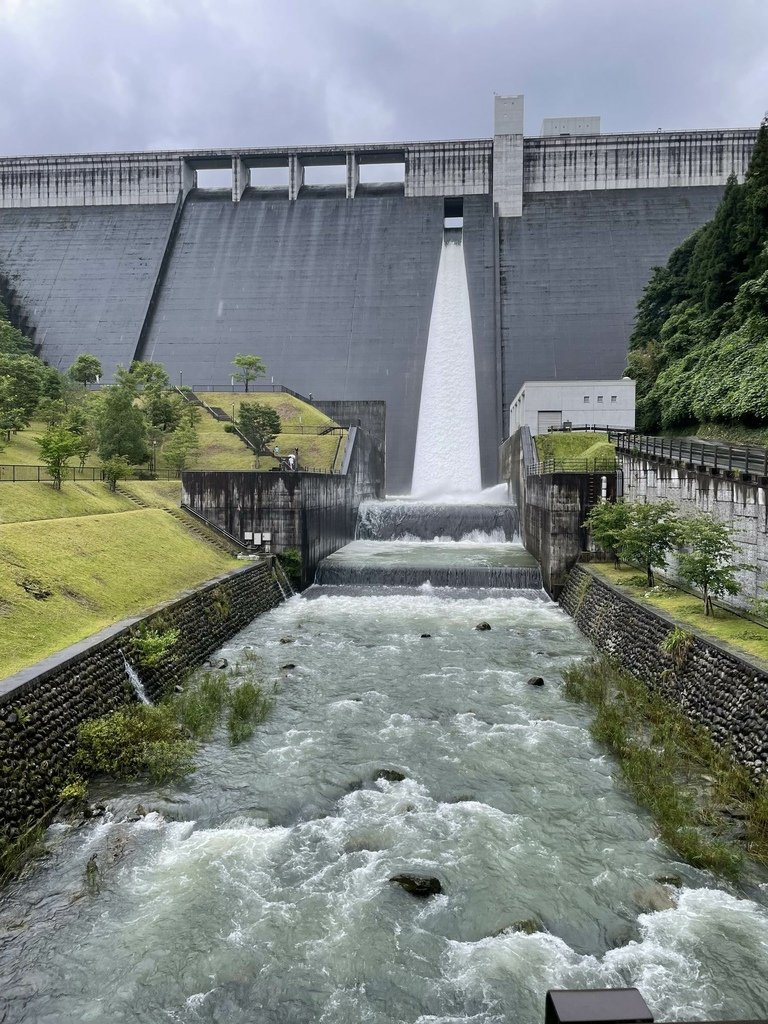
[
  {"xmin": 560, "ymin": 565, "xmax": 768, "ymax": 781},
  {"xmin": 0, "ymin": 560, "xmax": 282, "ymax": 847}
]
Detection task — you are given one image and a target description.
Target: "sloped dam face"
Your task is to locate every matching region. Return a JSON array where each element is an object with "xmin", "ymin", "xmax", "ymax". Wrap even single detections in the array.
[{"xmin": 3, "ymin": 507, "xmax": 768, "ymax": 1023}]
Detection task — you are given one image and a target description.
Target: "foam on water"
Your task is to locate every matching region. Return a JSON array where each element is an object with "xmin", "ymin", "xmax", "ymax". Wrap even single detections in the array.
[{"xmin": 2, "ymin": 589, "xmax": 768, "ymax": 1023}]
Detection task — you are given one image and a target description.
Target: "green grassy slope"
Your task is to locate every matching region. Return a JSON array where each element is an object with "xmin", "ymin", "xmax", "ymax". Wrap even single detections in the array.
[
  {"xmin": 0, "ymin": 481, "xmax": 135, "ymax": 524},
  {"xmin": 0, "ymin": 509, "xmax": 234, "ymax": 678},
  {"xmin": 534, "ymin": 432, "xmax": 615, "ymax": 466},
  {"xmin": 192, "ymin": 392, "xmax": 346, "ymax": 472},
  {"xmin": 590, "ymin": 563, "xmax": 768, "ymax": 666}
]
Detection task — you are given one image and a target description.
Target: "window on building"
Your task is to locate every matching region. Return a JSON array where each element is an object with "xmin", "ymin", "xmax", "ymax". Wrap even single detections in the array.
[
  {"xmin": 597, "ymin": 396, "xmax": 603, "ymax": 404},
  {"xmin": 584, "ymin": 396, "xmax": 589, "ymax": 403},
  {"xmin": 611, "ymin": 395, "xmax": 617, "ymax": 403}
]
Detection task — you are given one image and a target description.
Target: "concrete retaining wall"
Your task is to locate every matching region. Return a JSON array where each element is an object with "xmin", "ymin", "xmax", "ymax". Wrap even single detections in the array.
[
  {"xmin": 0, "ymin": 560, "xmax": 282, "ymax": 849},
  {"xmin": 560, "ymin": 565, "xmax": 768, "ymax": 782},
  {"xmin": 621, "ymin": 454, "xmax": 768, "ymax": 605},
  {"xmin": 182, "ymin": 426, "xmax": 384, "ymax": 586}
]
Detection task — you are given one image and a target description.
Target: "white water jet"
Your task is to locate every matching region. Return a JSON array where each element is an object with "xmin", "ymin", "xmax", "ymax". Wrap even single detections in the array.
[
  {"xmin": 120, "ymin": 649, "xmax": 151, "ymax": 705},
  {"xmin": 411, "ymin": 230, "xmax": 481, "ymax": 497}
]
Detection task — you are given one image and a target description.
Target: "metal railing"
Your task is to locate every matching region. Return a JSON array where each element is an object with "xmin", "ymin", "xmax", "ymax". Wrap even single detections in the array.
[
  {"xmin": 610, "ymin": 430, "xmax": 768, "ymax": 478},
  {"xmin": 0, "ymin": 464, "xmax": 185, "ymax": 483},
  {"xmin": 527, "ymin": 457, "xmax": 618, "ymax": 476},
  {"xmin": 547, "ymin": 423, "xmax": 631, "ymax": 434}
]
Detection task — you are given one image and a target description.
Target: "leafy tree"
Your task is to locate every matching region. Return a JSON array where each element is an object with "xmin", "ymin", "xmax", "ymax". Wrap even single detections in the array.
[
  {"xmin": 0, "ymin": 353, "xmax": 43, "ymax": 424},
  {"xmin": 583, "ymin": 500, "xmax": 631, "ymax": 565},
  {"xmin": 97, "ymin": 386, "xmax": 149, "ymax": 465},
  {"xmin": 69, "ymin": 353, "xmax": 102, "ymax": 388},
  {"xmin": 145, "ymin": 389, "xmax": 184, "ymax": 432},
  {"xmin": 237, "ymin": 401, "xmax": 281, "ymax": 454},
  {"xmin": 618, "ymin": 500, "xmax": 682, "ymax": 588},
  {"xmin": 36, "ymin": 396, "xmax": 67, "ymax": 428},
  {"xmin": 677, "ymin": 514, "xmax": 744, "ymax": 616},
  {"xmin": 0, "ymin": 317, "xmax": 34, "ymax": 356},
  {"xmin": 162, "ymin": 422, "xmax": 200, "ymax": 476},
  {"xmin": 0, "ymin": 375, "xmax": 28, "ymax": 440},
  {"xmin": 232, "ymin": 353, "xmax": 266, "ymax": 392},
  {"xmin": 36, "ymin": 427, "xmax": 80, "ymax": 489},
  {"xmin": 102, "ymin": 455, "xmax": 131, "ymax": 492}
]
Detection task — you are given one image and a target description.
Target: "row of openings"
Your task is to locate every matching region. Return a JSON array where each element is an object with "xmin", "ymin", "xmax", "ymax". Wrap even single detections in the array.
[{"xmin": 194, "ymin": 162, "xmax": 406, "ymax": 190}]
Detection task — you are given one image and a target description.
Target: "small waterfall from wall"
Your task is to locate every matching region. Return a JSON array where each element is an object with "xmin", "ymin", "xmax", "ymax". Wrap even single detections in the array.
[
  {"xmin": 120, "ymin": 649, "xmax": 151, "ymax": 705},
  {"xmin": 411, "ymin": 227, "xmax": 481, "ymax": 497}
]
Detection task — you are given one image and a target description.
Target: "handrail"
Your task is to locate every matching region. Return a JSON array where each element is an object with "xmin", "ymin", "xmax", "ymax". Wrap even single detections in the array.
[
  {"xmin": 611, "ymin": 430, "xmax": 768, "ymax": 479},
  {"xmin": 527, "ymin": 457, "xmax": 618, "ymax": 476},
  {"xmin": 179, "ymin": 502, "xmax": 250, "ymax": 549}
]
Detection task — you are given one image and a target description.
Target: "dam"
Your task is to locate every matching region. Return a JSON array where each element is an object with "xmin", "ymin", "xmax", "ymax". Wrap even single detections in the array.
[{"xmin": 0, "ymin": 94, "xmax": 758, "ymax": 492}]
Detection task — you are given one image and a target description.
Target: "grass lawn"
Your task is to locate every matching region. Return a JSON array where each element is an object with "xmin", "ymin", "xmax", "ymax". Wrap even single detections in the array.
[
  {"xmin": 589, "ymin": 562, "xmax": 768, "ymax": 666},
  {"xmin": 1, "ymin": 420, "xmax": 102, "ymax": 470},
  {"xmin": 0, "ymin": 481, "xmax": 135, "ymax": 524},
  {"xmin": 117, "ymin": 479, "xmax": 182, "ymax": 509},
  {"xmin": 0, "ymin": 508, "xmax": 235, "ymax": 678},
  {"xmin": 188, "ymin": 392, "xmax": 347, "ymax": 473},
  {"xmin": 534, "ymin": 431, "xmax": 615, "ymax": 466}
]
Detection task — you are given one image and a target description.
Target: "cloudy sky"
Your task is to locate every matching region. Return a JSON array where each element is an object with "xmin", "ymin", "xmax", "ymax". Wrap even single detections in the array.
[{"xmin": 0, "ymin": 0, "xmax": 766, "ymax": 157}]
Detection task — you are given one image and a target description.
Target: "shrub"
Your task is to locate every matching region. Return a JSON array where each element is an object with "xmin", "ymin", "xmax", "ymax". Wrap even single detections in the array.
[
  {"xmin": 76, "ymin": 704, "xmax": 195, "ymax": 783},
  {"xmin": 131, "ymin": 626, "xmax": 180, "ymax": 668}
]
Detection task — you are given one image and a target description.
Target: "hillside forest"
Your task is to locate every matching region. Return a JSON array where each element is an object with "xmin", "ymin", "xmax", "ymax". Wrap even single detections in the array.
[{"xmin": 628, "ymin": 116, "xmax": 768, "ymax": 434}]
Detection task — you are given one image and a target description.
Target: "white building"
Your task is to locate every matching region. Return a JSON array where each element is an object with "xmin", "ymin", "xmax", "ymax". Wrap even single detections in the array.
[{"xmin": 509, "ymin": 379, "xmax": 636, "ymax": 436}]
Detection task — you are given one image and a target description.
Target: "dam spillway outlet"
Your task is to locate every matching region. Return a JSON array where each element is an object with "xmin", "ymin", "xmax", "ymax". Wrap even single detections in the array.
[
  {"xmin": 411, "ymin": 227, "xmax": 481, "ymax": 498},
  {"xmin": 314, "ymin": 539, "xmax": 543, "ymax": 590},
  {"xmin": 356, "ymin": 499, "xmax": 520, "ymax": 542}
]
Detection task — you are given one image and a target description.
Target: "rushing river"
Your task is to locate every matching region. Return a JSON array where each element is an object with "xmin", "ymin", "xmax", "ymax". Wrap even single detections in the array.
[{"xmin": 3, "ymin": 586, "xmax": 768, "ymax": 1023}]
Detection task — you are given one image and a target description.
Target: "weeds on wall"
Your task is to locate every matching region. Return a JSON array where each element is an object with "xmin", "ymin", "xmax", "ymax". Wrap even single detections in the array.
[
  {"xmin": 74, "ymin": 664, "xmax": 276, "ymax": 788},
  {"xmin": 659, "ymin": 626, "xmax": 694, "ymax": 670},
  {"xmin": 131, "ymin": 625, "xmax": 181, "ymax": 668},
  {"xmin": 562, "ymin": 655, "xmax": 768, "ymax": 877}
]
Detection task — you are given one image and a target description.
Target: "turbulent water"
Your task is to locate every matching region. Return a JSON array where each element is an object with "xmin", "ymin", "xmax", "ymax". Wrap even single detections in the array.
[
  {"xmin": 3, "ymin": 588, "xmax": 768, "ymax": 1023},
  {"xmin": 411, "ymin": 231, "xmax": 481, "ymax": 497}
]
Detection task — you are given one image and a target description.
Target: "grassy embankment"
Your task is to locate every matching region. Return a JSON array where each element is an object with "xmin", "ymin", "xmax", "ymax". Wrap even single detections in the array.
[
  {"xmin": 0, "ymin": 482, "xmax": 234, "ymax": 679},
  {"xmin": 1, "ymin": 394, "xmax": 346, "ymax": 474},
  {"xmin": 534, "ymin": 431, "xmax": 615, "ymax": 468},
  {"xmin": 197, "ymin": 392, "xmax": 346, "ymax": 472},
  {"xmin": 589, "ymin": 562, "xmax": 768, "ymax": 666}
]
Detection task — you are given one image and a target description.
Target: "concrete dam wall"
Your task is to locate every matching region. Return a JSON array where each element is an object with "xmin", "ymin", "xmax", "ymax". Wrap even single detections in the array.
[{"xmin": 0, "ymin": 95, "xmax": 757, "ymax": 492}]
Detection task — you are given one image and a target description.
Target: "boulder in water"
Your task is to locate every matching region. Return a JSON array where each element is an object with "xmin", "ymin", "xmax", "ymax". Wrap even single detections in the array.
[
  {"xmin": 280, "ymin": 663, "xmax": 296, "ymax": 670},
  {"xmin": 390, "ymin": 874, "xmax": 442, "ymax": 898},
  {"xmin": 654, "ymin": 874, "xmax": 683, "ymax": 888},
  {"xmin": 527, "ymin": 676, "xmax": 545, "ymax": 687},
  {"xmin": 377, "ymin": 769, "xmax": 406, "ymax": 783},
  {"xmin": 502, "ymin": 918, "xmax": 543, "ymax": 936},
  {"xmin": 474, "ymin": 622, "xmax": 492, "ymax": 631},
  {"xmin": 420, "ymin": 633, "xmax": 432, "ymax": 639},
  {"xmin": 633, "ymin": 884, "xmax": 678, "ymax": 913},
  {"xmin": 279, "ymin": 637, "xmax": 294, "ymax": 645}
]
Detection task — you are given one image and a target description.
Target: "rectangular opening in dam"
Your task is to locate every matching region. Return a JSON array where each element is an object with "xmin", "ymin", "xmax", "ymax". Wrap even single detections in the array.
[
  {"xmin": 358, "ymin": 161, "xmax": 405, "ymax": 188},
  {"xmin": 303, "ymin": 164, "xmax": 347, "ymax": 187},
  {"xmin": 444, "ymin": 196, "xmax": 463, "ymax": 229},
  {"xmin": 248, "ymin": 165, "xmax": 289, "ymax": 190},
  {"xmin": 194, "ymin": 167, "xmax": 233, "ymax": 190}
]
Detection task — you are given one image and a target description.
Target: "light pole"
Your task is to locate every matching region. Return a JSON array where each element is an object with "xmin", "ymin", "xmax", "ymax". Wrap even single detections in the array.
[
  {"xmin": 179, "ymin": 369, "xmax": 183, "ymax": 389},
  {"xmin": 152, "ymin": 439, "xmax": 158, "ymax": 475}
]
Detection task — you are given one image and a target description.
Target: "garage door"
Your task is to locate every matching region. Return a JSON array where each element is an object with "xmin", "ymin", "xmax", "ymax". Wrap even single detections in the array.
[{"xmin": 537, "ymin": 410, "xmax": 562, "ymax": 434}]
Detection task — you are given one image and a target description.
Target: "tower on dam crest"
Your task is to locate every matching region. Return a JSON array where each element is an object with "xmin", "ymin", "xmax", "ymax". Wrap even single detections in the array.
[{"xmin": 0, "ymin": 95, "xmax": 757, "ymax": 492}]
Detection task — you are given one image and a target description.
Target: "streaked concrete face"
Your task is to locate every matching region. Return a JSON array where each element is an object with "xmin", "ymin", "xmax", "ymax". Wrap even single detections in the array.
[{"xmin": 0, "ymin": 96, "xmax": 757, "ymax": 494}]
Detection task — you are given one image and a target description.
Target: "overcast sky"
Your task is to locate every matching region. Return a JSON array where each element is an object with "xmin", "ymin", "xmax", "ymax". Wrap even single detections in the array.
[{"xmin": 0, "ymin": 0, "xmax": 766, "ymax": 157}]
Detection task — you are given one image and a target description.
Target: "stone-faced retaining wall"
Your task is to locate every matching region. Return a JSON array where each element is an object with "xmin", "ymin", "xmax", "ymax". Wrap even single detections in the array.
[
  {"xmin": 560, "ymin": 565, "xmax": 768, "ymax": 781},
  {"xmin": 621, "ymin": 453, "xmax": 768, "ymax": 606},
  {"xmin": 0, "ymin": 560, "xmax": 283, "ymax": 848}
]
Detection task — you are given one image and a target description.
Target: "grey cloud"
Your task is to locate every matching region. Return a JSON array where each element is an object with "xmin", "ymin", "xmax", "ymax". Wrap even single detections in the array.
[{"xmin": 0, "ymin": 0, "xmax": 765, "ymax": 158}]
